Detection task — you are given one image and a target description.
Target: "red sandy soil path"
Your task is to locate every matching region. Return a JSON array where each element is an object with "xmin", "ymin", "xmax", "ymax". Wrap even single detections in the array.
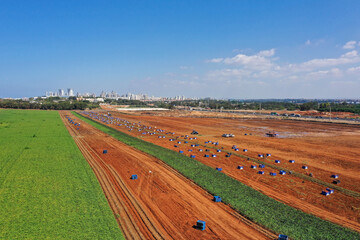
[
  {"xmin": 89, "ymin": 110, "xmax": 360, "ymax": 232},
  {"xmin": 60, "ymin": 111, "xmax": 274, "ymax": 240}
]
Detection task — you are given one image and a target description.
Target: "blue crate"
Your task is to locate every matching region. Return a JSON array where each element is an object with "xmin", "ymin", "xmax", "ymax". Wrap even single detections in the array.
[
  {"xmin": 278, "ymin": 234, "xmax": 288, "ymax": 240},
  {"xmin": 213, "ymin": 196, "xmax": 222, "ymax": 202},
  {"xmin": 196, "ymin": 220, "xmax": 206, "ymax": 231}
]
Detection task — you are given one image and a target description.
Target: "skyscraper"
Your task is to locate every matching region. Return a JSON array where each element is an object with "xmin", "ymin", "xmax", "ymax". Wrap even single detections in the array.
[{"xmin": 67, "ymin": 88, "xmax": 74, "ymax": 97}]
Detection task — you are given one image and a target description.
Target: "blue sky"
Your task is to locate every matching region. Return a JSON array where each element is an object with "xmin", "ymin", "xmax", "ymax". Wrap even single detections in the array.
[{"xmin": 0, "ymin": 1, "xmax": 360, "ymax": 99}]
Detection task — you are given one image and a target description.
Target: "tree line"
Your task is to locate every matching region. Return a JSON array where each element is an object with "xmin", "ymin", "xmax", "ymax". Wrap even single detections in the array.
[
  {"xmin": 0, "ymin": 99, "xmax": 98, "ymax": 110},
  {"xmin": 300, "ymin": 101, "xmax": 360, "ymax": 114},
  {"xmin": 2, "ymin": 98, "xmax": 358, "ymax": 114},
  {"xmin": 154, "ymin": 100, "xmax": 360, "ymax": 114}
]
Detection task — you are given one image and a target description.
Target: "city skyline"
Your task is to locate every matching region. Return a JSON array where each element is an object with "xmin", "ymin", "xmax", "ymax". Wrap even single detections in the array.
[
  {"xmin": 44, "ymin": 88, "xmax": 190, "ymax": 101},
  {"xmin": 0, "ymin": 1, "xmax": 360, "ymax": 99},
  {"xmin": 41, "ymin": 88, "xmax": 360, "ymax": 102}
]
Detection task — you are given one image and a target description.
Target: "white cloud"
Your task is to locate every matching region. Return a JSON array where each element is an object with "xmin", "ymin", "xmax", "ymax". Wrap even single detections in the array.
[
  {"xmin": 222, "ymin": 54, "xmax": 272, "ymax": 69},
  {"xmin": 258, "ymin": 49, "xmax": 275, "ymax": 57},
  {"xmin": 343, "ymin": 41, "xmax": 357, "ymax": 49},
  {"xmin": 304, "ymin": 39, "xmax": 325, "ymax": 46},
  {"xmin": 207, "ymin": 58, "xmax": 224, "ymax": 63},
  {"xmin": 208, "ymin": 49, "xmax": 276, "ymax": 71},
  {"xmin": 307, "ymin": 68, "xmax": 342, "ymax": 79},
  {"xmin": 289, "ymin": 50, "xmax": 360, "ymax": 72},
  {"xmin": 252, "ymin": 70, "xmax": 282, "ymax": 79},
  {"xmin": 205, "ymin": 47, "xmax": 360, "ymax": 90},
  {"xmin": 342, "ymin": 50, "xmax": 358, "ymax": 58},
  {"xmin": 347, "ymin": 66, "xmax": 360, "ymax": 73}
]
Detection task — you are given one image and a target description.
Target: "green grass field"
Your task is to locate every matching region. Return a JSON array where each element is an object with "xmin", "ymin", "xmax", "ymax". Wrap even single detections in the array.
[
  {"xmin": 75, "ymin": 111, "xmax": 360, "ymax": 240},
  {"xmin": 0, "ymin": 110, "xmax": 124, "ymax": 239}
]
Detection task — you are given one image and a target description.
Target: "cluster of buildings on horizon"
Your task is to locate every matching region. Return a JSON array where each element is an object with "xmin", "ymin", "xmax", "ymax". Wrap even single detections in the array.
[
  {"xmin": 46, "ymin": 88, "xmax": 74, "ymax": 98},
  {"xmin": 2, "ymin": 88, "xmax": 359, "ymax": 103},
  {"xmin": 44, "ymin": 88, "xmax": 193, "ymax": 102}
]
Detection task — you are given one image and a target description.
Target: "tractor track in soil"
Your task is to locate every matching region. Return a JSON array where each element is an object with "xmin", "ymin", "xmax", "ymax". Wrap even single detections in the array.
[
  {"xmin": 60, "ymin": 111, "xmax": 275, "ymax": 240},
  {"xmin": 61, "ymin": 113, "xmax": 164, "ymax": 240}
]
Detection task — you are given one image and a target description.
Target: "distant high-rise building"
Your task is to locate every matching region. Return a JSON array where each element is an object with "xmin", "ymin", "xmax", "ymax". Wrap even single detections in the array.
[
  {"xmin": 58, "ymin": 89, "xmax": 64, "ymax": 97},
  {"xmin": 111, "ymin": 91, "xmax": 117, "ymax": 98},
  {"xmin": 45, "ymin": 91, "xmax": 55, "ymax": 97},
  {"xmin": 67, "ymin": 88, "xmax": 74, "ymax": 97}
]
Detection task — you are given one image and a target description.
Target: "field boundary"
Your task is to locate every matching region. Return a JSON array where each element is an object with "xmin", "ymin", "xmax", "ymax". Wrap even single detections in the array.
[{"xmin": 74, "ymin": 111, "xmax": 360, "ymax": 240}]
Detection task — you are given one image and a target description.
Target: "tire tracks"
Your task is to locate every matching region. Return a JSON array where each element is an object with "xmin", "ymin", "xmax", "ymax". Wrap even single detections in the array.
[{"xmin": 61, "ymin": 112, "xmax": 166, "ymax": 240}]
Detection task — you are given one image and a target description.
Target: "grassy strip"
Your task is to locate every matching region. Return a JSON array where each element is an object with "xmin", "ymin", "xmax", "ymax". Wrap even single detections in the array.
[
  {"xmin": 74, "ymin": 112, "xmax": 360, "ymax": 240},
  {"xmin": 0, "ymin": 110, "xmax": 124, "ymax": 239}
]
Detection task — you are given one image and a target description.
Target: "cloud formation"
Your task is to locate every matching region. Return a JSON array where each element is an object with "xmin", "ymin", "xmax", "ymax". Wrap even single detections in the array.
[
  {"xmin": 307, "ymin": 68, "xmax": 342, "ymax": 79},
  {"xmin": 304, "ymin": 39, "xmax": 325, "ymax": 46},
  {"xmin": 207, "ymin": 44, "xmax": 360, "ymax": 85},
  {"xmin": 343, "ymin": 41, "xmax": 357, "ymax": 49},
  {"xmin": 347, "ymin": 65, "xmax": 360, "ymax": 73},
  {"xmin": 208, "ymin": 49, "xmax": 276, "ymax": 71},
  {"xmin": 153, "ymin": 41, "xmax": 360, "ymax": 99},
  {"xmin": 289, "ymin": 50, "xmax": 360, "ymax": 72}
]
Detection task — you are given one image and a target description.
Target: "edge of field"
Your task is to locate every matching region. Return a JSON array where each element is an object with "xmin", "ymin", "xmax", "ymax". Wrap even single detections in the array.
[
  {"xmin": 74, "ymin": 111, "xmax": 360, "ymax": 240},
  {"xmin": 0, "ymin": 109, "xmax": 125, "ymax": 239}
]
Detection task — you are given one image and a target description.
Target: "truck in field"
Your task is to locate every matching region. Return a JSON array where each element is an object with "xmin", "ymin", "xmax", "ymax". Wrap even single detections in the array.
[{"xmin": 222, "ymin": 133, "xmax": 235, "ymax": 137}]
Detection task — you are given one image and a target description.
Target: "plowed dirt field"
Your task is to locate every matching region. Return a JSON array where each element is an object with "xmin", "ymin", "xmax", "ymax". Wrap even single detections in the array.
[
  {"xmin": 84, "ymin": 110, "xmax": 360, "ymax": 232},
  {"xmin": 60, "ymin": 111, "xmax": 274, "ymax": 239}
]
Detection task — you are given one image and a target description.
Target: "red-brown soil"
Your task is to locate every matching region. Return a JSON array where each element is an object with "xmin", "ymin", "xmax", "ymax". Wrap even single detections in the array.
[
  {"xmin": 84, "ymin": 110, "xmax": 360, "ymax": 232},
  {"xmin": 101, "ymin": 104, "xmax": 360, "ymax": 122},
  {"xmin": 60, "ymin": 111, "xmax": 274, "ymax": 239}
]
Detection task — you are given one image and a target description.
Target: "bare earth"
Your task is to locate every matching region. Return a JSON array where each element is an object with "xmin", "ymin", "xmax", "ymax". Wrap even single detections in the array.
[
  {"xmin": 60, "ymin": 111, "xmax": 274, "ymax": 239},
  {"xmin": 89, "ymin": 109, "xmax": 360, "ymax": 232}
]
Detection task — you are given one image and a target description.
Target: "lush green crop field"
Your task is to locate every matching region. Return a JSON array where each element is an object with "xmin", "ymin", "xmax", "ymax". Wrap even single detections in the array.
[
  {"xmin": 75, "ymin": 111, "xmax": 360, "ymax": 240},
  {"xmin": 0, "ymin": 110, "xmax": 124, "ymax": 239}
]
